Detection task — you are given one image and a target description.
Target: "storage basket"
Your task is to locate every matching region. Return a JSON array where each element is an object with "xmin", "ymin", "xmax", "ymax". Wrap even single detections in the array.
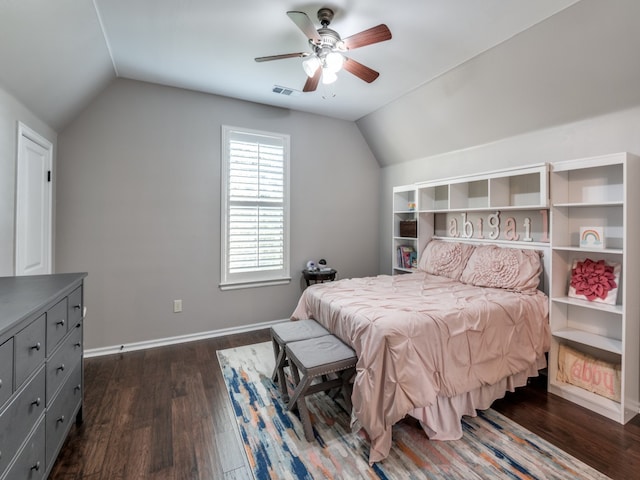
[
  {"xmin": 399, "ymin": 220, "xmax": 417, "ymax": 238},
  {"xmin": 557, "ymin": 343, "xmax": 621, "ymax": 402}
]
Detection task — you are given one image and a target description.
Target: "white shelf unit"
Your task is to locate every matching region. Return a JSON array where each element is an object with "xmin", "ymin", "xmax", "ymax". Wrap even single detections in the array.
[
  {"xmin": 548, "ymin": 152, "xmax": 640, "ymax": 424},
  {"xmin": 417, "ymin": 164, "xmax": 549, "ymax": 212},
  {"xmin": 392, "ymin": 185, "xmax": 419, "ymax": 273},
  {"xmin": 392, "ymin": 164, "xmax": 549, "ymax": 275}
]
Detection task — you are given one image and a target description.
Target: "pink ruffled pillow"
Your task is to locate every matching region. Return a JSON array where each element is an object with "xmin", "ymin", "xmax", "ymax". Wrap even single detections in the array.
[
  {"xmin": 460, "ymin": 245, "xmax": 542, "ymax": 293},
  {"xmin": 418, "ymin": 240, "xmax": 475, "ymax": 281}
]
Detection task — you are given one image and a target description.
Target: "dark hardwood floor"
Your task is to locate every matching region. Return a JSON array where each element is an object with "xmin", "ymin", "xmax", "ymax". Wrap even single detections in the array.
[{"xmin": 50, "ymin": 329, "xmax": 640, "ymax": 479}]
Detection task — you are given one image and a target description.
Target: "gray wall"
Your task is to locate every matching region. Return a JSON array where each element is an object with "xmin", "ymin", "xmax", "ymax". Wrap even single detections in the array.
[
  {"xmin": 357, "ymin": 0, "xmax": 640, "ymax": 167},
  {"xmin": 0, "ymin": 85, "xmax": 57, "ymax": 276},
  {"xmin": 378, "ymin": 105, "xmax": 640, "ymax": 272},
  {"xmin": 56, "ymin": 78, "xmax": 380, "ymax": 350}
]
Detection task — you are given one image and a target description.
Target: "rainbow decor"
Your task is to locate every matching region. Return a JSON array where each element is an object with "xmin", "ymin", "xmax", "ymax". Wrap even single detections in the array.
[{"xmin": 580, "ymin": 226, "xmax": 605, "ymax": 249}]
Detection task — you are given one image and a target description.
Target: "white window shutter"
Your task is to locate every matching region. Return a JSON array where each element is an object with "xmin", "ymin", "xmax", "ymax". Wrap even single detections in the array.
[{"xmin": 221, "ymin": 127, "xmax": 290, "ymax": 289}]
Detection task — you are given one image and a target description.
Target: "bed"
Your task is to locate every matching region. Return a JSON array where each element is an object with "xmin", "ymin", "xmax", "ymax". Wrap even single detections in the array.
[{"xmin": 291, "ymin": 240, "xmax": 550, "ymax": 464}]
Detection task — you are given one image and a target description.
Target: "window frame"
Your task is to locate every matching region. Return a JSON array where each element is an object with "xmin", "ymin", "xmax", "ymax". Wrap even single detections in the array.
[{"xmin": 220, "ymin": 125, "xmax": 291, "ymax": 290}]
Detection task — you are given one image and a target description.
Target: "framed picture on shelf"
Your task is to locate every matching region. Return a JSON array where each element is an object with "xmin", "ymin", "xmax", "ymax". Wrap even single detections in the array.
[
  {"xmin": 568, "ymin": 258, "xmax": 620, "ymax": 305},
  {"xmin": 579, "ymin": 226, "xmax": 605, "ymax": 249}
]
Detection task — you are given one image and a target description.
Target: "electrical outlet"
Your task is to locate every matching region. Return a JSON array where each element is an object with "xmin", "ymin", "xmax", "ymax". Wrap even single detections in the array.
[{"xmin": 173, "ymin": 299, "xmax": 182, "ymax": 313}]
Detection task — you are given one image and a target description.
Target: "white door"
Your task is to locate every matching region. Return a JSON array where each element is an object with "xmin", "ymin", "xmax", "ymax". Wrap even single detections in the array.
[{"xmin": 15, "ymin": 122, "xmax": 53, "ymax": 276}]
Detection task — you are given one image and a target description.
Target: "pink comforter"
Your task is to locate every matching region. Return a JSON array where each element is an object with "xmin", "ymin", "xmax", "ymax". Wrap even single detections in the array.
[{"xmin": 291, "ymin": 272, "xmax": 550, "ymax": 463}]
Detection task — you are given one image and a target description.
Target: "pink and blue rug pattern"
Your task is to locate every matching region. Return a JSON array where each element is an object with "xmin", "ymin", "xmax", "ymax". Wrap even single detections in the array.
[{"xmin": 218, "ymin": 342, "xmax": 609, "ymax": 480}]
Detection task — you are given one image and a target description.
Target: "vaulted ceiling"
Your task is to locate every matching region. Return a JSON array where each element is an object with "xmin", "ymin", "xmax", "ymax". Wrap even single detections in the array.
[{"xmin": 0, "ymin": 0, "xmax": 581, "ymax": 132}]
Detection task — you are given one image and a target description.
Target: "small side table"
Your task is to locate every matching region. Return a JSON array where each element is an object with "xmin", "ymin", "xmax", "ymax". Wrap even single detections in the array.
[{"xmin": 302, "ymin": 269, "xmax": 337, "ymax": 287}]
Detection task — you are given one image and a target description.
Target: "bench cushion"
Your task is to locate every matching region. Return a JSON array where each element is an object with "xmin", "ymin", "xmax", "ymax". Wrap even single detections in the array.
[
  {"xmin": 271, "ymin": 319, "xmax": 330, "ymax": 344},
  {"xmin": 287, "ymin": 336, "xmax": 356, "ymax": 370}
]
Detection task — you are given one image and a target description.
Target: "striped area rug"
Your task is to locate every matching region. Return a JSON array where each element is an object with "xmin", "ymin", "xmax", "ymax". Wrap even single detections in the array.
[{"xmin": 217, "ymin": 342, "xmax": 609, "ymax": 480}]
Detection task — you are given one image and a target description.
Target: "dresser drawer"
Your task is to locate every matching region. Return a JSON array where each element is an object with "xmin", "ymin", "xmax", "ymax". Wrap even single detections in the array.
[
  {"xmin": 0, "ymin": 340, "xmax": 13, "ymax": 408},
  {"xmin": 46, "ymin": 363, "xmax": 82, "ymax": 469},
  {"xmin": 1, "ymin": 416, "xmax": 45, "ymax": 480},
  {"xmin": 14, "ymin": 316, "xmax": 46, "ymax": 388},
  {"xmin": 0, "ymin": 366, "xmax": 45, "ymax": 476},
  {"xmin": 46, "ymin": 297, "xmax": 68, "ymax": 355},
  {"xmin": 68, "ymin": 286, "xmax": 83, "ymax": 327},
  {"xmin": 46, "ymin": 325, "xmax": 82, "ymax": 405}
]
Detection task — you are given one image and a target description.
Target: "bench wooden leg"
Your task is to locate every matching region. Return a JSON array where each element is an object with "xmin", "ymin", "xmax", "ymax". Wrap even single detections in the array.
[
  {"xmin": 287, "ymin": 361, "xmax": 316, "ymax": 441},
  {"xmin": 271, "ymin": 339, "xmax": 289, "ymax": 402},
  {"xmin": 287, "ymin": 362, "xmax": 309, "ymax": 410},
  {"xmin": 340, "ymin": 368, "xmax": 355, "ymax": 411},
  {"xmin": 296, "ymin": 396, "xmax": 315, "ymax": 442},
  {"xmin": 271, "ymin": 339, "xmax": 281, "ymax": 382}
]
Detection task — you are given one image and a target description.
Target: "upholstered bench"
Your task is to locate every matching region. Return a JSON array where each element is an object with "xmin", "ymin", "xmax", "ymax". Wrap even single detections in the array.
[
  {"xmin": 285, "ymin": 335, "xmax": 357, "ymax": 442},
  {"xmin": 270, "ymin": 319, "xmax": 331, "ymax": 402}
]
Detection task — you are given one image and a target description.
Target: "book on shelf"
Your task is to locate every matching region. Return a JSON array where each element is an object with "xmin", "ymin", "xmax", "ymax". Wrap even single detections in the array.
[{"xmin": 397, "ymin": 245, "xmax": 416, "ymax": 269}]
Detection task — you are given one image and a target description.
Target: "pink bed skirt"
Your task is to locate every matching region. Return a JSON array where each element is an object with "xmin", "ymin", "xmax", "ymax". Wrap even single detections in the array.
[{"xmin": 408, "ymin": 354, "xmax": 546, "ymax": 441}]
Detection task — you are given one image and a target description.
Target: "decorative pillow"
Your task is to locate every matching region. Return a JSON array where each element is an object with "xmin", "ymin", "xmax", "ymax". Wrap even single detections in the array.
[
  {"xmin": 568, "ymin": 258, "xmax": 620, "ymax": 305},
  {"xmin": 460, "ymin": 245, "xmax": 542, "ymax": 293},
  {"xmin": 418, "ymin": 240, "xmax": 475, "ymax": 281}
]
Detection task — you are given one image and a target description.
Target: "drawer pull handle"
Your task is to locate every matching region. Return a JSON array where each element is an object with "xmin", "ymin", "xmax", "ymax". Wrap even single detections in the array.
[
  {"xmin": 31, "ymin": 461, "xmax": 41, "ymax": 471},
  {"xmin": 31, "ymin": 342, "xmax": 41, "ymax": 351},
  {"xmin": 57, "ymin": 319, "xmax": 66, "ymax": 326},
  {"xmin": 32, "ymin": 397, "xmax": 41, "ymax": 407},
  {"xmin": 75, "ymin": 342, "xmax": 82, "ymax": 348},
  {"xmin": 74, "ymin": 304, "xmax": 82, "ymax": 310},
  {"xmin": 74, "ymin": 384, "xmax": 81, "ymax": 392},
  {"xmin": 0, "ymin": 379, "xmax": 2, "ymax": 388},
  {"xmin": 57, "ymin": 415, "xmax": 65, "ymax": 423},
  {"xmin": 57, "ymin": 364, "xmax": 65, "ymax": 372}
]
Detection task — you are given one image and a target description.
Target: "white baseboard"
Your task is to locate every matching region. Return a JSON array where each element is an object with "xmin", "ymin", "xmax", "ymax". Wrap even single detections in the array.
[{"xmin": 83, "ymin": 318, "xmax": 289, "ymax": 358}]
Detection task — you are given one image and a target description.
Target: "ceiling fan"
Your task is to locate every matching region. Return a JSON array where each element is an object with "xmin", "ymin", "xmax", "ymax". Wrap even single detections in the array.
[{"xmin": 255, "ymin": 8, "xmax": 392, "ymax": 92}]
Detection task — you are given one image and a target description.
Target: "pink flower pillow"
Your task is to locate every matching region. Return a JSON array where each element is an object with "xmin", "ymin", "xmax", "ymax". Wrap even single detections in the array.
[
  {"xmin": 568, "ymin": 258, "xmax": 620, "ymax": 305},
  {"xmin": 418, "ymin": 240, "xmax": 475, "ymax": 281},
  {"xmin": 460, "ymin": 245, "xmax": 542, "ymax": 293}
]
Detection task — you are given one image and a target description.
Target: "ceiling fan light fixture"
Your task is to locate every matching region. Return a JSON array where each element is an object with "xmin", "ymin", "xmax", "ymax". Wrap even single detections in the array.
[
  {"xmin": 302, "ymin": 56, "xmax": 321, "ymax": 77},
  {"xmin": 321, "ymin": 68, "xmax": 337, "ymax": 85},
  {"xmin": 258, "ymin": 9, "xmax": 392, "ymax": 93},
  {"xmin": 324, "ymin": 51, "xmax": 344, "ymax": 73}
]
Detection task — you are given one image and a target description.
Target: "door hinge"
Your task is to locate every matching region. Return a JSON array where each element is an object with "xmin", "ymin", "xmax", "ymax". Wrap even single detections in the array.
[{"xmin": 47, "ymin": 170, "xmax": 51, "ymax": 182}]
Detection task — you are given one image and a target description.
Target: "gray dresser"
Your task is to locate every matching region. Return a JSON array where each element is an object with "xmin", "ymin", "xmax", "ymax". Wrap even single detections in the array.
[{"xmin": 0, "ymin": 273, "xmax": 87, "ymax": 480}]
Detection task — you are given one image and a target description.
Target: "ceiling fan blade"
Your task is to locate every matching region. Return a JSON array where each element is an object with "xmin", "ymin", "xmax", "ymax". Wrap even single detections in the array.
[
  {"xmin": 255, "ymin": 52, "xmax": 309, "ymax": 62},
  {"xmin": 303, "ymin": 68, "xmax": 321, "ymax": 92},
  {"xmin": 342, "ymin": 24, "xmax": 392, "ymax": 50},
  {"xmin": 287, "ymin": 11, "xmax": 321, "ymax": 43},
  {"xmin": 343, "ymin": 57, "xmax": 380, "ymax": 83}
]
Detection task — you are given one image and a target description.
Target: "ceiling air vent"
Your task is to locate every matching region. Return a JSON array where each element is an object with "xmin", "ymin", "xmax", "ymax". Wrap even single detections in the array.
[{"xmin": 272, "ymin": 85, "xmax": 300, "ymax": 96}]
